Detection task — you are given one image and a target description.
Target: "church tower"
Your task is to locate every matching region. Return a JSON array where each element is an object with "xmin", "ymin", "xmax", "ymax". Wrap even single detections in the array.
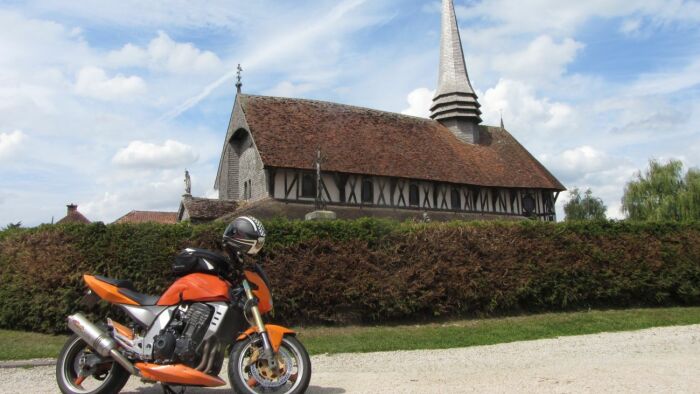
[{"xmin": 430, "ymin": 0, "xmax": 482, "ymax": 144}]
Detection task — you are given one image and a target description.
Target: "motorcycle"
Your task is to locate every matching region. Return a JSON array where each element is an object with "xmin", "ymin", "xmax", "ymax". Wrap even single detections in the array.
[{"xmin": 55, "ymin": 216, "xmax": 311, "ymax": 394}]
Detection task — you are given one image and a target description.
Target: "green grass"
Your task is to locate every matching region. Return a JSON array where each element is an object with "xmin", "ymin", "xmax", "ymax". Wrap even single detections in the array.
[
  {"xmin": 0, "ymin": 329, "xmax": 67, "ymax": 361},
  {"xmin": 297, "ymin": 307, "xmax": 700, "ymax": 355},
  {"xmin": 2, "ymin": 307, "xmax": 700, "ymax": 360}
]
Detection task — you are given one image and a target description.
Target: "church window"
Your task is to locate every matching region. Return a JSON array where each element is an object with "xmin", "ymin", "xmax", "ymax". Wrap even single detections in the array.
[
  {"xmin": 301, "ymin": 173, "xmax": 316, "ymax": 198},
  {"xmin": 243, "ymin": 181, "xmax": 249, "ymax": 200},
  {"xmin": 361, "ymin": 179, "xmax": 374, "ymax": 204},
  {"xmin": 451, "ymin": 188, "xmax": 461, "ymax": 210},
  {"xmin": 409, "ymin": 183, "xmax": 419, "ymax": 206}
]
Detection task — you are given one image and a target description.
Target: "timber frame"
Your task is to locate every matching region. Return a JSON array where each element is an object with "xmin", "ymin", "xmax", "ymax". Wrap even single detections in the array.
[{"xmin": 269, "ymin": 167, "xmax": 559, "ymax": 221}]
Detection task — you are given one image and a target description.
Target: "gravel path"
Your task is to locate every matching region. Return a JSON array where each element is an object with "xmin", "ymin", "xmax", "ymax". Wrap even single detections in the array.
[{"xmin": 2, "ymin": 325, "xmax": 698, "ymax": 393}]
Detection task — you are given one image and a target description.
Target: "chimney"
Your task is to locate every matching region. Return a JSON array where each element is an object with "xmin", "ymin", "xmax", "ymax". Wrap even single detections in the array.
[{"xmin": 67, "ymin": 204, "xmax": 78, "ymax": 215}]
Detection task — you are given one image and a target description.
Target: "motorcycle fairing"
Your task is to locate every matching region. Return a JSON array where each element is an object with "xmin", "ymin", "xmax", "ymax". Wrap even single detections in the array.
[
  {"xmin": 158, "ymin": 273, "xmax": 231, "ymax": 306},
  {"xmin": 237, "ymin": 325, "xmax": 295, "ymax": 352},
  {"xmin": 84, "ymin": 275, "xmax": 139, "ymax": 306},
  {"xmin": 135, "ymin": 363, "xmax": 226, "ymax": 387},
  {"xmin": 244, "ymin": 270, "xmax": 273, "ymax": 314}
]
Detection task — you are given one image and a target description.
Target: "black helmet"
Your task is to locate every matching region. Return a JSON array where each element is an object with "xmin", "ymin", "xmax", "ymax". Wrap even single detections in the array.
[{"xmin": 223, "ymin": 216, "xmax": 266, "ymax": 255}]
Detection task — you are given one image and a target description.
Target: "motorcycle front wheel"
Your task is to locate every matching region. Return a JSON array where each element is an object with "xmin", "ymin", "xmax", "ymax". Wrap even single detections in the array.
[
  {"xmin": 229, "ymin": 335, "xmax": 311, "ymax": 394},
  {"xmin": 55, "ymin": 334, "xmax": 130, "ymax": 394}
]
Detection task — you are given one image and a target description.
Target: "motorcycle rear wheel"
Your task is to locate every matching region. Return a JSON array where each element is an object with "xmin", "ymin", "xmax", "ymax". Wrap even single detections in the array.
[
  {"xmin": 56, "ymin": 334, "xmax": 130, "ymax": 394},
  {"xmin": 229, "ymin": 335, "xmax": 311, "ymax": 394}
]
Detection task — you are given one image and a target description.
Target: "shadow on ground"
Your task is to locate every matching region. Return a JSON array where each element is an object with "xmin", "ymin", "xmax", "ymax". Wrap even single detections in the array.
[{"xmin": 125, "ymin": 385, "xmax": 345, "ymax": 394}]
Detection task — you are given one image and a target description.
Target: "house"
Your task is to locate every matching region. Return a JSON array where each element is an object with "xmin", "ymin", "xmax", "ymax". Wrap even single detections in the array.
[
  {"xmin": 56, "ymin": 204, "xmax": 91, "ymax": 224},
  {"xmin": 210, "ymin": 0, "xmax": 565, "ymax": 222}
]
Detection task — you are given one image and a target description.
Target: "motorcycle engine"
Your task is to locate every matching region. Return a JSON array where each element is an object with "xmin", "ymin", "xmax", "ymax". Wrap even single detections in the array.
[{"xmin": 153, "ymin": 303, "xmax": 212, "ymax": 365}]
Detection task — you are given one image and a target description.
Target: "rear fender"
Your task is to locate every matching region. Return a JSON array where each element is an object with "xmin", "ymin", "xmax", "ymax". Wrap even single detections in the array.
[{"xmin": 236, "ymin": 325, "xmax": 295, "ymax": 352}]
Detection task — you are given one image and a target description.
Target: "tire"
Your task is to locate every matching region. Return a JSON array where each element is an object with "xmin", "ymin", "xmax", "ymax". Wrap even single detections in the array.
[
  {"xmin": 56, "ymin": 334, "xmax": 131, "ymax": 394},
  {"xmin": 229, "ymin": 335, "xmax": 311, "ymax": 394}
]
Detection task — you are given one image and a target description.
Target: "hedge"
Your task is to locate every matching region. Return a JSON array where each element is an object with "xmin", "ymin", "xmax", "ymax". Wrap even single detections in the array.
[{"xmin": 1, "ymin": 219, "xmax": 699, "ymax": 334}]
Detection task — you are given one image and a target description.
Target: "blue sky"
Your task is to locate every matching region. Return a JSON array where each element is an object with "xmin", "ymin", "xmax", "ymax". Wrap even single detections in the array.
[{"xmin": 1, "ymin": 0, "xmax": 699, "ymax": 225}]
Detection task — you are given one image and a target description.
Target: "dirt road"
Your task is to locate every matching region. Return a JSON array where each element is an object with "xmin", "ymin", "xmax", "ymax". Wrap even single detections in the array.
[{"xmin": 1, "ymin": 324, "xmax": 698, "ymax": 393}]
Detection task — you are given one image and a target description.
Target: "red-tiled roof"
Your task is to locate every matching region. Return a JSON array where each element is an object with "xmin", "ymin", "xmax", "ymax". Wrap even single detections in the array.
[
  {"xmin": 239, "ymin": 95, "xmax": 564, "ymax": 191},
  {"xmin": 57, "ymin": 211, "xmax": 90, "ymax": 224},
  {"xmin": 114, "ymin": 211, "xmax": 178, "ymax": 224}
]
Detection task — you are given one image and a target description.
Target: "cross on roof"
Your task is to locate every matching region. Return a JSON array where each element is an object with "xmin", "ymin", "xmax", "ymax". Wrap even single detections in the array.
[{"xmin": 236, "ymin": 64, "xmax": 243, "ymax": 93}]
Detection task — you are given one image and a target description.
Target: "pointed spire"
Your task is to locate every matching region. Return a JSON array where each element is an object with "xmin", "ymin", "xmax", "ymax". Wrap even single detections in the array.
[
  {"xmin": 500, "ymin": 110, "xmax": 505, "ymax": 129},
  {"xmin": 430, "ymin": 0, "xmax": 482, "ymax": 144}
]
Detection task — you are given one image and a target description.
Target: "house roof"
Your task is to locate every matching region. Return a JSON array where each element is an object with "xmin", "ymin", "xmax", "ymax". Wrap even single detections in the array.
[
  {"xmin": 180, "ymin": 197, "xmax": 238, "ymax": 221},
  {"xmin": 114, "ymin": 211, "xmax": 178, "ymax": 224},
  {"xmin": 238, "ymin": 95, "xmax": 565, "ymax": 191},
  {"xmin": 57, "ymin": 210, "xmax": 90, "ymax": 224}
]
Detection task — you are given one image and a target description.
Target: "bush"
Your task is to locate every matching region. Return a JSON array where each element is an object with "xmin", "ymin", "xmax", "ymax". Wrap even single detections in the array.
[{"xmin": 1, "ymin": 219, "xmax": 699, "ymax": 334}]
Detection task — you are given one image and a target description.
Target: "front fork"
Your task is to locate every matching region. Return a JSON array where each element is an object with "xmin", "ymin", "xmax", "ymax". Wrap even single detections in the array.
[{"xmin": 242, "ymin": 279, "xmax": 278, "ymax": 369}]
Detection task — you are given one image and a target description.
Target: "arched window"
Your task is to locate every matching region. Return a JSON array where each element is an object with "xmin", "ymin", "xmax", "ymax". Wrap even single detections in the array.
[
  {"xmin": 409, "ymin": 183, "xmax": 419, "ymax": 207},
  {"xmin": 361, "ymin": 179, "xmax": 374, "ymax": 204},
  {"xmin": 451, "ymin": 188, "xmax": 461, "ymax": 210}
]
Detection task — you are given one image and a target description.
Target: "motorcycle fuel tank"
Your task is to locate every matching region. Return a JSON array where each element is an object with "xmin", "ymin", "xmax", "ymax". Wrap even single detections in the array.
[{"xmin": 157, "ymin": 273, "xmax": 230, "ymax": 306}]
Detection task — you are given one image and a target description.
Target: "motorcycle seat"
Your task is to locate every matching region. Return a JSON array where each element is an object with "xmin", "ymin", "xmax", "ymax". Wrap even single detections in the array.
[{"xmin": 94, "ymin": 275, "xmax": 160, "ymax": 306}]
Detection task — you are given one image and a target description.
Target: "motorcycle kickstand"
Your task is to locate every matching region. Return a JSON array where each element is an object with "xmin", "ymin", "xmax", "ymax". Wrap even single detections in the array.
[{"xmin": 161, "ymin": 384, "xmax": 186, "ymax": 394}]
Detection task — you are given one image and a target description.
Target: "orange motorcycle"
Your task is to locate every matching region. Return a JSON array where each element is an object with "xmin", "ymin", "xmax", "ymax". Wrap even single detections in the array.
[{"xmin": 56, "ymin": 216, "xmax": 311, "ymax": 394}]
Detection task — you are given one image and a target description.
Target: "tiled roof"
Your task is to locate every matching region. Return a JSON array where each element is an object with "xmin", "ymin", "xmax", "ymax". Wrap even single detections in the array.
[
  {"xmin": 114, "ymin": 211, "xmax": 178, "ymax": 224},
  {"xmin": 57, "ymin": 211, "xmax": 90, "ymax": 224},
  {"xmin": 181, "ymin": 197, "xmax": 238, "ymax": 221},
  {"xmin": 239, "ymin": 95, "xmax": 565, "ymax": 191}
]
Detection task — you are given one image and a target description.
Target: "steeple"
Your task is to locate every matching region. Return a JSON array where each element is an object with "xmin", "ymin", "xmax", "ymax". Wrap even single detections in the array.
[{"xmin": 430, "ymin": 0, "xmax": 482, "ymax": 144}]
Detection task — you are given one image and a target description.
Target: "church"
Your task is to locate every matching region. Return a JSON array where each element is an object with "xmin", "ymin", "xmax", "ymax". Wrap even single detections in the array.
[{"xmin": 209, "ymin": 0, "xmax": 565, "ymax": 222}]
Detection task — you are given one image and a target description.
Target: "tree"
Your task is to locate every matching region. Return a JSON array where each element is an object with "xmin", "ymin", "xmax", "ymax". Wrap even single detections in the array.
[
  {"xmin": 2, "ymin": 222, "xmax": 21, "ymax": 230},
  {"xmin": 563, "ymin": 188, "xmax": 607, "ymax": 221},
  {"xmin": 622, "ymin": 159, "xmax": 700, "ymax": 221}
]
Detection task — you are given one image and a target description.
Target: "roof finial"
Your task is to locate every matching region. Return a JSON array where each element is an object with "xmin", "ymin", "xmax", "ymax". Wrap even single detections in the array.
[
  {"xmin": 235, "ymin": 64, "xmax": 243, "ymax": 94},
  {"xmin": 500, "ymin": 109, "xmax": 505, "ymax": 129}
]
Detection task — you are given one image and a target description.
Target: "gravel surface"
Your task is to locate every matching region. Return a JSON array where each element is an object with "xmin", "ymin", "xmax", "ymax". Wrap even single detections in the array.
[{"xmin": 1, "ymin": 325, "xmax": 698, "ymax": 393}]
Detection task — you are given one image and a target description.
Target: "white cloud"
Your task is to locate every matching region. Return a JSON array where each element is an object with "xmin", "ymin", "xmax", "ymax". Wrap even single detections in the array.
[
  {"xmin": 627, "ymin": 57, "xmax": 700, "ymax": 97},
  {"xmin": 112, "ymin": 140, "xmax": 198, "ymax": 169},
  {"xmin": 0, "ymin": 130, "xmax": 26, "ymax": 160},
  {"xmin": 619, "ymin": 18, "xmax": 643, "ymax": 36},
  {"xmin": 492, "ymin": 35, "xmax": 583, "ymax": 84},
  {"xmin": 160, "ymin": 0, "xmax": 380, "ymax": 120},
  {"xmin": 463, "ymin": 0, "xmax": 700, "ymax": 36},
  {"xmin": 480, "ymin": 79, "xmax": 575, "ymax": 134},
  {"xmin": 540, "ymin": 145, "xmax": 613, "ymax": 181},
  {"xmin": 74, "ymin": 66, "xmax": 146, "ymax": 100},
  {"xmin": 108, "ymin": 31, "xmax": 223, "ymax": 74},
  {"xmin": 401, "ymin": 88, "xmax": 434, "ymax": 118}
]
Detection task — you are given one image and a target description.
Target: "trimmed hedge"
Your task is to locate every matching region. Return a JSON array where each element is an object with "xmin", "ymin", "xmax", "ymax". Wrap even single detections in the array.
[{"xmin": 1, "ymin": 219, "xmax": 699, "ymax": 334}]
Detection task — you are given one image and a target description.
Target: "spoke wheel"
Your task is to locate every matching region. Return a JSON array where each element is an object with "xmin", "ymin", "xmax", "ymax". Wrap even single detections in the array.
[
  {"xmin": 56, "ymin": 334, "xmax": 130, "ymax": 394},
  {"xmin": 229, "ymin": 336, "xmax": 311, "ymax": 394}
]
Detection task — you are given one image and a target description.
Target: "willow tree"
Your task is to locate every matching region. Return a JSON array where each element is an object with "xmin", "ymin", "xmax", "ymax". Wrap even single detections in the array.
[
  {"xmin": 563, "ymin": 188, "xmax": 607, "ymax": 221},
  {"xmin": 622, "ymin": 159, "xmax": 700, "ymax": 221}
]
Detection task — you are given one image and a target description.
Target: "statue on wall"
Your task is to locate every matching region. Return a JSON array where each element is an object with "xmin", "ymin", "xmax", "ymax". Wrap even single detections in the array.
[{"xmin": 184, "ymin": 170, "xmax": 192, "ymax": 195}]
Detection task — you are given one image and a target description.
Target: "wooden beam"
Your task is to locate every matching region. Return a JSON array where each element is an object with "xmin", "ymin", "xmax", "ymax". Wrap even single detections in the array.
[
  {"xmin": 377, "ymin": 178, "xmax": 387, "ymax": 206},
  {"xmin": 397, "ymin": 180, "xmax": 406, "ymax": 207},
  {"xmin": 422, "ymin": 184, "xmax": 432, "ymax": 208},
  {"xmin": 348, "ymin": 176, "xmax": 358, "ymax": 204}
]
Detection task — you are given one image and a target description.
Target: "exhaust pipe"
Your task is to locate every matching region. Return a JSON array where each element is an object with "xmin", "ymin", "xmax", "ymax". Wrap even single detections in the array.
[{"xmin": 67, "ymin": 313, "xmax": 139, "ymax": 376}]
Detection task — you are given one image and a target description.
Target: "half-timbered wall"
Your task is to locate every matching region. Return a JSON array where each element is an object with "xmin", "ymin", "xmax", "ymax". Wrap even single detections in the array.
[{"xmin": 269, "ymin": 168, "xmax": 557, "ymax": 221}]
